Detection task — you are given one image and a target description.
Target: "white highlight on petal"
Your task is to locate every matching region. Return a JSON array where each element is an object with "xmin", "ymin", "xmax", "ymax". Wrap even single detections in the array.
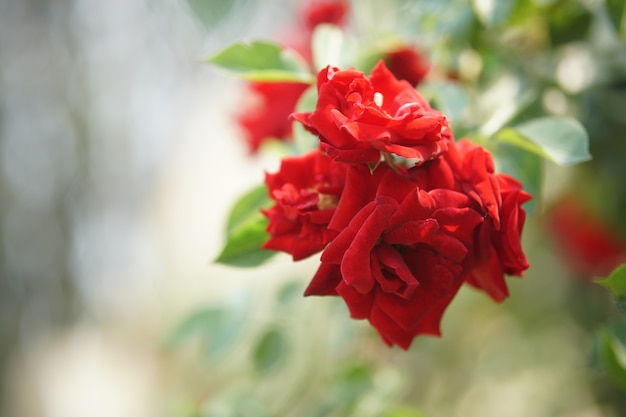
[{"xmin": 374, "ymin": 92, "xmax": 384, "ymax": 107}]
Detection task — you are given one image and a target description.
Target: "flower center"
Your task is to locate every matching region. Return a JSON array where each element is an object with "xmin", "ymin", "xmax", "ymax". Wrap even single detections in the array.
[{"xmin": 317, "ymin": 193, "xmax": 339, "ymax": 210}]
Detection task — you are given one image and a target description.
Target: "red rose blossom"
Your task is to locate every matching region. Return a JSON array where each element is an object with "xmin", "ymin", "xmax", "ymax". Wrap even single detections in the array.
[
  {"xmin": 262, "ymin": 150, "xmax": 348, "ymax": 261},
  {"xmin": 300, "ymin": 0, "xmax": 349, "ymax": 32},
  {"xmin": 260, "ymin": 64, "xmax": 531, "ymax": 349},
  {"xmin": 547, "ymin": 195, "xmax": 626, "ymax": 277},
  {"xmin": 443, "ymin": 139, "xmax": 532, "ymax": 301},
  {"xmin": 384, "ymin": 45, "xmax": 430, "ymax": 86},
  {"xmin": 237, "ymin": 81, "xmax": 309, "ymax": 153},
  {"xmin": 304, "ymin": 163, "xmax": 484, "ymax": 348},
  {"xmin": 292, "ymin": 61, "xmax": 450, "ymax": 166},
  {"xmin": 237, "ymin": 0, "xmax": 350, "ymax": 153}
]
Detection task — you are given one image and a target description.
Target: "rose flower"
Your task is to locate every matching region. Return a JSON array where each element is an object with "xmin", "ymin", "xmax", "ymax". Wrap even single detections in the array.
[
  {"xmin": 442, "ymin": 138, "xmax": 532, "ymax": 302},
  {"xmin": 383, "ymin": 45, "xmax": 430, "ymax": 87},
  {"xmin": 292, "ymin": 61, "xmax": 449, "ymax": 167},
  {"xmin": 301, "ymin": 0, "xmax": 350, "ymax": 33},
  {"xmin": 237, "ymin": 0, "xmax": 350, "ymax": 153},
  {"xmin": 237, "ymin": 82, "xmax": 310, "ymax": 153},
  {"xmin": 547, "ymin": 195, "xmax": 626, "ymax": 278},
  {"xmin": 304, "ymin": 163, "xmax": 484, "ymax": 348},
  {"xmin": 265, "ymin": 62, "xmax": 531, "ymax": 349},
  {"xmin": 262, "ymin": 150, "xmax": 348, "ymax": 261}
]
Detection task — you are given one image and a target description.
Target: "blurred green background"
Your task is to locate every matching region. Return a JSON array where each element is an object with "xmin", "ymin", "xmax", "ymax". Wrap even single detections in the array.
[{"xmin": 1, "ymin": 0, "xmax": 626, "ymax": 416}]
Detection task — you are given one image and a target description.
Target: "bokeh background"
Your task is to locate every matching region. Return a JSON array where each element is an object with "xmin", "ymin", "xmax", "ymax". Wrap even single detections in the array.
[{"xmin": 1, "ymin": 0, "xmax": 626, "ymax": 416}]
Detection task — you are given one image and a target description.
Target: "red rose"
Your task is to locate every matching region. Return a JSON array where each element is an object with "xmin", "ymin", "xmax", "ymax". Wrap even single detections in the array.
[
  {"xmin": 384, "ymin": 46, "xmax": 430, "ymax": 86},
  {"xmin": 547, "ymin": 195, "xmax": 626, "ymax": 277},
  {"xmin": 443, "ymin": 139, "xmax": 531, "ymax": 301},
  {"xmin": 237, "ymin": 81, "xmax": 309, "ymax": 153},
  {"xmin": 292, "ymin": 61, "xmax": 450, "ymax": 166},
  {"xmin": 300, "ymin": 0, "xmax": 349, "ymax": 32},
  {"xmin": 285, "ymin": 0, "xmax": 351, "ymax": 63},
  {"xmin": 262, "ymin": 150, "xmax": 348, "ymax": 260},
  {"xmin": 304, "ymin": 163, "xmax": 484, "ymax": 348},
  {"xmin": 237, "ymin": 0, "xmax": 351, "ymax": 153}
]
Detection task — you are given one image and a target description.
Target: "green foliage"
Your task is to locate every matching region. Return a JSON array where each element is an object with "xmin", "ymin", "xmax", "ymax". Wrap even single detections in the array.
[
  {"xmin": 496, "ymin": 116, "xmax": 591, "ymax": 166},
  {"xmin": 215, "ymin": 214, "xmax": 274, "ymax": 267},
  {"xmin": 592, "ymin": 323, "xmax": 626, "ymax": 391},
  {"xmin": 252, "ymin": 328, "xmax": 288, "ymax": 373},
  {"xmin": 224, "ymin": 184, "xmax": 269, "ymax": 234},
  {"xmin": 165, "ymin": 306, "xmax": 248, "ymax": 357},
  {"xmin": 379, "ymin": 406, "xmax": 426, "ymax": 417},
  {"xmin": 592, "ymin": 266, "xmax": 626, "ymax": 391},
  {"xmin": 606, "ymin": 0, "xmax": 626, "ymax": 34},
  {"xmin": 596, "ymin": 264, "xmax": 626, "ymax": 310},
  {"xmin": 547, "ymin": 0, "xmax": 592, "ymax": 46},
  {"xmin": 207, "ymin": 40, "xmax": 314, "ymax": 83},
  {"xmin": 215, "ymin": 185, "xmax": 277, "ymax": 267}
]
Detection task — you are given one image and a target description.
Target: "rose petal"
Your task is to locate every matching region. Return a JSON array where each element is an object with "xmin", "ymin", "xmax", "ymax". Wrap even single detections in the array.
[
  {"xmin": 329, "ymin": 164, "xmax": 384, "ymax": 231},
  {"xmin": 304, "ymin": 263, "xmax": 342, "ymax": 296},
  {"xmin": 340, "ymin": 196, "xmax": 398, "ymax": 293},
  {"xmin": 336, "ymin": 280, "xmax": 373, "ymax": 319},
  {"xmin": 374, "ymin": 243, "xmax": 418, "ymax": 299}
]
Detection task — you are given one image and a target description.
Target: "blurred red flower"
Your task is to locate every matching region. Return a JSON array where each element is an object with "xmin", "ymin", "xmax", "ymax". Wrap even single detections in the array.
[
  {"xmin": 237, "ymin": 82, "xmax": 309, "ymax": 153},
  {"xmin": 237, "ymin": 0, "xmax": 350, "ymax": 153},
  {"xmin": 547, "ymin": 196, "xmax": 626, "ymax": 278},
  {"xmin": 300, "ymin": 0, "xmax": 349, "ymax": 32},
  {"xmin": 384, "ymin": 45, "xmax": 430, "ymax": 86}
]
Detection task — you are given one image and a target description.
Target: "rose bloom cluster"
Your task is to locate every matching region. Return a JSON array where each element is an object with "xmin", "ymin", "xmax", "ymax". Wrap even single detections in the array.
[{"xmin": 261, "ymin": 61, "xmax": 531, "ymax": 349}]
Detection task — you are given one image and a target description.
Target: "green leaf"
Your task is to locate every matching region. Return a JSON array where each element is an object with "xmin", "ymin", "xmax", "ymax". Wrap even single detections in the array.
[
  {"xmin": 207, "ymin": 40, "xmax": 314, "ymax": 83},
  {"xmin": 593, "ymin": 324, "xmax": 626, "ymax": 390},
  {"xmin": 225, "ymin": 185, "xmax": 270, "ymax": 234},
  {"xmin": 216, "ymin": 186, "xmax": 277, "ymax": 267},
  {"xmin": 311, "ymin": 24, "xmax": 351, "ymax": 71},
  {"xmin": 596, "ymin": 263, "xmax": 626, "ymax": 300},
  {"xmin": 215, "ymin": 211, "xmax": 275, "ymax": 267},
  {"xmin": 252, "ymin": 328, "xmax": 287, "ymax": 373},
  {"xmin": 497, "ymin": 116, "xmax": 591, "ymax": 166},
  {"xmin": 479, "ymin": 75, "xmax": 537, "ymax": 138}
]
